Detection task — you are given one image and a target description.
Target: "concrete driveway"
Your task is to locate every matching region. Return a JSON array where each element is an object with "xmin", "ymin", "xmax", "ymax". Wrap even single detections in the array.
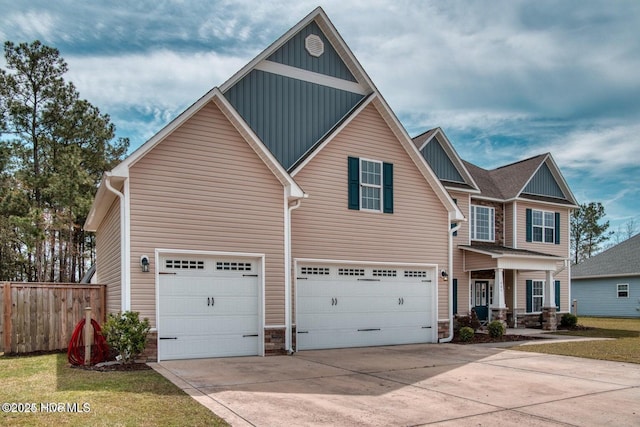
[{"xmin": 152, "ymin": 344, "xmax": 640, "ymax": 426}]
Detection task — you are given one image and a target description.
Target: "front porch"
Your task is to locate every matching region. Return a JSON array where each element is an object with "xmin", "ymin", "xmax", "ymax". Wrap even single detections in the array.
[{"xmin": 460, "ymin": 244, "xmax": 567, "ymax": 330}]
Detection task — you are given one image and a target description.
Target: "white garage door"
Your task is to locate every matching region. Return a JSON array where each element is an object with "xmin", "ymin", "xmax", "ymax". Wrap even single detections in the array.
[
  {"xmin": 158, "ymin": 256, "xmax": 260, "ymax": 360},
  {"xmin": 296, "ymin": 264, "xmax": 436, "ymax": 350}
]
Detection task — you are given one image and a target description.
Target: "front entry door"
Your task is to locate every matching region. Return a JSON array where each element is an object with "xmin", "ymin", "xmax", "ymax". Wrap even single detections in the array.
[{"xmin": 472, "ymin": 281, "xmax": 493, "ymax": 322}]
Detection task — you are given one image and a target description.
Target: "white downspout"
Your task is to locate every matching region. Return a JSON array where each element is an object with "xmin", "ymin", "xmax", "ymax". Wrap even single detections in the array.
[
  {"xmin": 439, "ymin": 220, "xmax": 462, "ymax": 343},
  {"xmin": 285, "ymin": 195, "xmax": 304, "ymax": 354},
  {"xmin": 104, "ymin": 173, "xmax": 129, "ymax": 311}
]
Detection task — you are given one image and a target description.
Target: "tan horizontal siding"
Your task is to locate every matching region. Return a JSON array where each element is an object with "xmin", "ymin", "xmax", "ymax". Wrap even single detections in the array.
[
  {"xmin": 96, "ymin": 197, "xmax": 121, "ymax": 314},
  {"xmin": 463, "ymin": 251, "xmax": 495, "ymax": 271},
  {"xmin": 515, "ymin": 269, "xmax": 569, "ymax": 312},
  {"xmin": 449, "ymin": 191, "xmax": 470, "ymax": 315},
  {"xmin": 516, "ymin": 201, "xmax": 570, "ymax": 257},
  {"xmin": 128, "ymin": 101, "xmax": 285, "ymax": 327},
  {"xmin": 292, "ymin": 103, "xmax": 450, "ymax": 318}
]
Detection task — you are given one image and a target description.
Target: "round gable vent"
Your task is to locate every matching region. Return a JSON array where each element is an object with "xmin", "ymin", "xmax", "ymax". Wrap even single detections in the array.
[{"xmin": 305, "ymin": 34, "xmax": 324, "ymax": 57}]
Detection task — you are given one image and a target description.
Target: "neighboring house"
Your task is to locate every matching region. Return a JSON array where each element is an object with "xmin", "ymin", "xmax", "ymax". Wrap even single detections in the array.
[
  {"xmin": 414, "ymin": 128, "xmax": 578, "ymax": 329},
  {"xmin": 572, "ymin": 234, "xmax": 640, "ymax": 318},
  {"xmin": 84, "ymin": 7, "xmax": 578, "ymax": 362},
  {"xmin": 84, "ymin": 7, "xmax": 463, "ymax": 361}
]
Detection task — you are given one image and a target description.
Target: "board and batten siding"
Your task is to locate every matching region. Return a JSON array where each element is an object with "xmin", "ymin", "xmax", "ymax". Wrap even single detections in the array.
[
  {"xmin": 291, "ymin": 103, "xmax": 450, "ymax": 317},
  {"xmin": 96, "ymin": 196, "xmax": 121, "ymax": 314},
  {"xmin": 127, "ymin": 101, "xmax": 286, "ymax": 328},
  {"xmin": 572, "ymin": 277, "xmax": 639, "ymax": 317}
]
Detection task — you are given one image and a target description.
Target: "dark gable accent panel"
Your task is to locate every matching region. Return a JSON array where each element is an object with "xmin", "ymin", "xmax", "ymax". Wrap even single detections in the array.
[
  {"xmin": 523, "ymin": 162, "xmax": 565, "ymax": 199},
  {"xmin": 420, "ymin": 138, "xmax": 465, "ymax": 183},
  {"xmin": 267, "ymin": 21, "xmax": 357, "ymax": 82},
  {"xmin": 225, "ymin": 70, "xmax": 364, "ymax": 170}
]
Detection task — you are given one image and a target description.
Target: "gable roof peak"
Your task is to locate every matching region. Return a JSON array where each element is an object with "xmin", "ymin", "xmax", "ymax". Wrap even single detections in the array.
[
  {"xmin": 492, "ymin": 153, "xmax": 547, "ymax": 172},
  {"xmin": 412, "ymin": 127, "xmax": 480, "ymax": 192}
]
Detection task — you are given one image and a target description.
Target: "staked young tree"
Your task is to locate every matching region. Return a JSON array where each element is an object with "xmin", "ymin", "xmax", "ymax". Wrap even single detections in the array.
[
  {"xmin": 0, "ymin": 40, "xmax": 128, "ymax": 282},
  {"xmin": 570, "ymin": 202, "xmax": 613, "ymax": 265}
]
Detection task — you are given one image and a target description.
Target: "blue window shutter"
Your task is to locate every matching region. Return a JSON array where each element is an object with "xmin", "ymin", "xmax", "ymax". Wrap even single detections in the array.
[
  {"xmin": 453, "ymin": 279, "xmax": 458, "ymax": 314},
  {"xmin": 383, "ymin": 162, "xmax": 393, "ymax": 214},
  {"xmin": 526, "ymin": 280, "xmax": 533, "ymax": 312},
  {"xmin": 348, "ymin": 157, "xmax": 360, "ymax": 210},
  {"xmin": 452, "ymin": 199, "xmax": 458, "ymax": 236},
  {"xmin": 526, "ymin": 209, "xmax": 532, "ymax": 242},
  {"xmin": 555, "ymin": 280, "xmax": 560, "ymax": 310},
  {"xmin": 554, "ymin": 212, "xmax": 561, "ymax": 245}
]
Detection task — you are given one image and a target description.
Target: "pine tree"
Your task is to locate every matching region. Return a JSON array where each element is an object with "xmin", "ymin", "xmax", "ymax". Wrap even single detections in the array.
[
  {"xmin": 571, "ymin": 202, "xmax": 613, "ymax": 264},
  {"xmin": 0, "ymin": 41, "xmax": 128, "ymax": 281}
]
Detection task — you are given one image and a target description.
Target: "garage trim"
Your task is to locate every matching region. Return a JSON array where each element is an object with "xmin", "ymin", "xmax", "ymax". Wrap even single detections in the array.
[
  {"xmin": 155, "ymin": 248, "xmax": 265, "ymax": 361},
  {"xmin": 294, "ymin": 258, "xmax": 439, "ymax": 350}
]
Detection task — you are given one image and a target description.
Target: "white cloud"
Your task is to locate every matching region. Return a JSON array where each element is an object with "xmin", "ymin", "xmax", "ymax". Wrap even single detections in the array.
[
  {"xmin": 2, "ymin": 10, "xmax": 58, "ymax": 41},
  {"xmin": 65, "ymin": 50, "xmax": 248, "ymax": 111},
  {"xmin": 536, "ymin": 124, "xmax": 640, "ymax": 174}
]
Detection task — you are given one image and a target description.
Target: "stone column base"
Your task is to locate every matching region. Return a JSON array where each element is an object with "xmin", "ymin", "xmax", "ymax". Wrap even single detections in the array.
[
  {"xmin": 491, "ymin": 307, "xmax": 508, "ymax": 328},
  {"xmin": 542, "ymin": 307, "xmax": 558, "ymax": 331}
]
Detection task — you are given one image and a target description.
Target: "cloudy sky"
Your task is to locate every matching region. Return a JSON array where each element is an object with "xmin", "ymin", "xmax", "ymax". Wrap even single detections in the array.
[{"xmin": 2, "ymin": 0, "xmax": 639, "ymax": 234}]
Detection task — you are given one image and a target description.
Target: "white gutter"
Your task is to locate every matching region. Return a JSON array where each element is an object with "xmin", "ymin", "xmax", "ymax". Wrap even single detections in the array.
[
  {"xmin": 439, "ymin": 220, "xmax": 462, "ymax": 343},
  {"xmin": 104, "ymin": 173, "xmax": 130, "ymax": 311},
  {"xmin": 284, "ymin": 195, "xmax": 304, "ymax": 354}
]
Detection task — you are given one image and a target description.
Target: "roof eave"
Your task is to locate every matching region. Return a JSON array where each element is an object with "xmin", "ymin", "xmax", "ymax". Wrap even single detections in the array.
[
  {"xmin": 459, "ymin": 245, "xmax": 565, "ymax": 260},
  {"xmin": 573, "ymin": 272, "xmax": 640, "ymax": 280},
  {"xmin": 83, "ymin": 173, "xmax": 127, "ymax": 231},
  {"xmin": 370, "ymin": 98, "xmax": 464, "ymax": 221}
]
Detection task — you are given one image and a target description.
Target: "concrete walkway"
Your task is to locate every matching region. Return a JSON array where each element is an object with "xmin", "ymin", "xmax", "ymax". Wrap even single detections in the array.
[{"xmin": 151, "ymin": 342, "xmax": 640, "ymax": 426}]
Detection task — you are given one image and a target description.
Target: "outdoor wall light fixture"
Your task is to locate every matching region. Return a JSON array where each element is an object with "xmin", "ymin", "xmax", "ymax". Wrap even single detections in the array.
[
  {"xmin": 140, "ymin": 255, "xmax": 150, "ymax": 273},
  {"xmin": 441, "ymin": 270, "xmax": 448, "ymax": 281}
]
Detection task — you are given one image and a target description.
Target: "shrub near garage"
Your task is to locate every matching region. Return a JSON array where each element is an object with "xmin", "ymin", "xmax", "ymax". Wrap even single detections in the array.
[{"xmin": 102, "ymin": 311, "xmax": 151, "ymax": 364}]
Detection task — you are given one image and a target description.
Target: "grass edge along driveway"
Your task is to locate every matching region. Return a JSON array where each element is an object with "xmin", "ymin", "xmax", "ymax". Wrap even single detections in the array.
[
  {"xmin": 0, "ymin": 353, "xmax": 228, "ymax": 427},
  {"xmin": 513, "ymin": 316, "xmax": 640, "ymax": 364}
]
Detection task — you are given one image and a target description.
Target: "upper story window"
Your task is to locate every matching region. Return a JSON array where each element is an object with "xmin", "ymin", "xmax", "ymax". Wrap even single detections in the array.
[
  {"xmin": 470, "ymin": 205, "xmax": 495, "ymax": 242},
  {"xmin": 526, "ymin": 208, "xmax": 560, "ymax": 245},
  {"xmin": 348, "ymin": 157, "xmax": 393, "ymax": 214},
  {"xmin": 360, "ymin": 159, "xmax": 382, "ymax": 211},
  {"xmin": 532, "ymin": 210, "xmax": 555, "ymax": 243}
]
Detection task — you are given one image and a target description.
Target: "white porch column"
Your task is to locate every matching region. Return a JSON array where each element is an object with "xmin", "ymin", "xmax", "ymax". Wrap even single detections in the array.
[
  {"xmin": 543, "ymin": 269, "xmax": 556, "ymax": 308},
  {"xmin": 495, "ymin": 268, "xmax": 506, "ymax": 308}
]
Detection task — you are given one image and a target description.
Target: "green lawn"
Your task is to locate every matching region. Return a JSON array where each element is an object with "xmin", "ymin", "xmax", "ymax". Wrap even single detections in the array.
[
  {"xmin": 0, "ymin": 353, "xmax": 229, "ymax": 427},
  {"xmin": 515, "ymin": 317, "xmax": 640, "ymax": 364}
]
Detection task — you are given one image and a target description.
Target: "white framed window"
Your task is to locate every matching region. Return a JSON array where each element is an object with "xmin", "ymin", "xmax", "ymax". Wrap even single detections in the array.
[
  {"xmin": 360, "ymin": 159, "xmax": 382, "ymax": 211},
  {"xmin": 532, "ymin": 280, "xmax": 544, "ymax": 312},
  {"xmin": 470, "ymin": 205, "xmax": 495, "ymax": 241},
  {"xmin": 532, "ymin": 210, "xmax": 555, "ymax": 243},
  {"xmin": 617, "ymin": 283, "xmax": 629, "ymax": 298}
]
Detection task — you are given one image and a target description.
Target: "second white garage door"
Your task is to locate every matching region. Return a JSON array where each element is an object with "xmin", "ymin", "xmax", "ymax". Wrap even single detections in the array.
[{"xmin": 296, "ymin": 263, "xmax": 436, "ymax": 350}]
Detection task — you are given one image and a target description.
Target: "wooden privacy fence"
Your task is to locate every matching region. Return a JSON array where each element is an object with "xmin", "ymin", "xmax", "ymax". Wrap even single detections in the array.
[{"xmin": 1, "ymin": 282, "xmax": 106, "ymax": 354}]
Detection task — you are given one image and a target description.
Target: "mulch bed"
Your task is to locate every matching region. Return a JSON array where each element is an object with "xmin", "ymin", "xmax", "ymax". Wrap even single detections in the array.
[
  {"xmin": 71, "ymin": 361, "xmax": 152, "ymax": 372},
  {"xmin": 451, "ymin": 332, "xmax": 547, "ymax": 345}
]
